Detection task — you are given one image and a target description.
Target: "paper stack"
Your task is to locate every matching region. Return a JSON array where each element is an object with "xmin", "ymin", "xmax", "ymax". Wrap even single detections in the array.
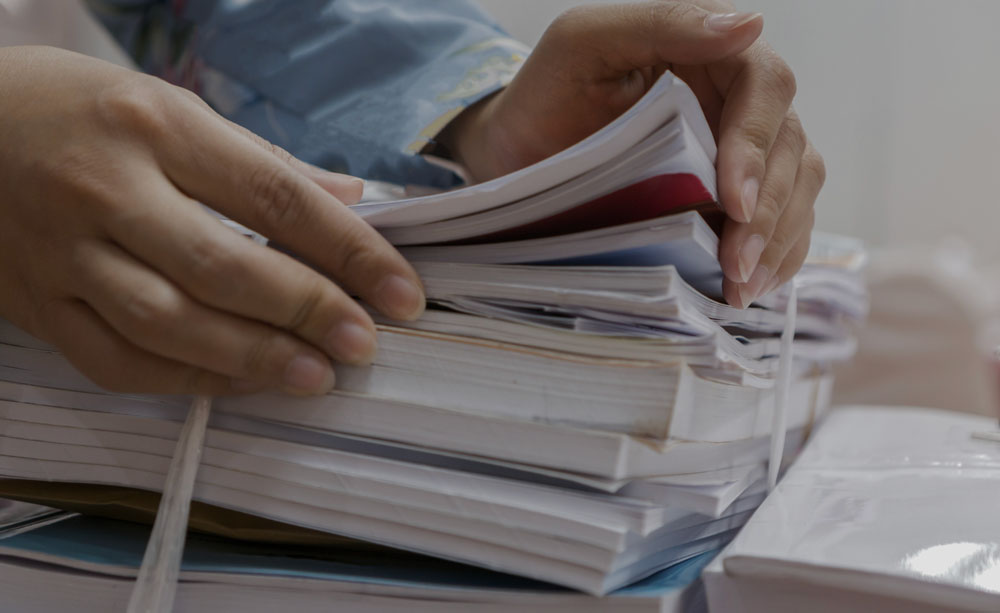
[
  {"xmin": 0, "ymin": 73, "xmax": 866, "ymax": 608},
  {"xmin": 0, "ymin": 511, "xmax": 722, "ymax": 613},
  {"xmin": 704, "ymin": 406, "xmax": 1000, "ymax": 612}
]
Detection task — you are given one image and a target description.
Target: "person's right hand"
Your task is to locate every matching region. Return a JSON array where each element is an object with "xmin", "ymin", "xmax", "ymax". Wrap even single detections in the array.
[
  {"xmin": 441, "ymin": 1, "xmax": 823, "ymax": 309},
  {"xmin": 0, "ymin": 46, "xmax": 425, "ymax": 396}
]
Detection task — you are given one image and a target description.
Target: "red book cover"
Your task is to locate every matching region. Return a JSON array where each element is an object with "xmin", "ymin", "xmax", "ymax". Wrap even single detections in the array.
[{"xmin": 452, "ymin": 173, "xmax": 720, "ymax": 245}]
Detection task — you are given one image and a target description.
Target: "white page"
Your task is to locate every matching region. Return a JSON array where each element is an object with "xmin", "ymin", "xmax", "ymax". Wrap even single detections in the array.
[
  {"xmin": 715, "ymin": 407, "xmax": 1000, "ymax": 611},
  {"xmin": 353, "ymin": 73, "xmax": 715, "ymax": 229},
  {"xmin": 381, "ymin": 116, "xmax": 715, "ymax": 246}
]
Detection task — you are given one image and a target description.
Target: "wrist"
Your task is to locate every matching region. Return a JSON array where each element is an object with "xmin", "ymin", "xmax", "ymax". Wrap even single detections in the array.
[{"xmin": 436, "ymin": 90, "xmax": 513, "ymax": 183}]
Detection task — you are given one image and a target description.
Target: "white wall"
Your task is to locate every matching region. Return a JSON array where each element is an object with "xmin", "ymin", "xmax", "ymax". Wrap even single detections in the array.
[{"xmin": 480, "ymin": 0, "xmax": 1000, "ymax": 263}]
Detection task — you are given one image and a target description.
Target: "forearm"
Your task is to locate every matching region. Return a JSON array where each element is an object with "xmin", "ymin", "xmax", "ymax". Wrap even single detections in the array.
[{"xmin": 86, "ymin": 0, "xmax": 529, "ymax": 187}]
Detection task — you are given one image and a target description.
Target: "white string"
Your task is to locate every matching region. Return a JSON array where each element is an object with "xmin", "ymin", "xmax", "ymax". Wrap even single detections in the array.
[
  {"xmin": 767, "ymin": 282, "xmax": 798, "ymax": 493},
  {"xmin": 127, "ymin": 395, "xmax": 212, "ymax": 613}
]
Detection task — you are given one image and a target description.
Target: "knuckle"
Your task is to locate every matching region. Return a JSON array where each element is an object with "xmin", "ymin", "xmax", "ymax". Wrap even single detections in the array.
[
  {"xmin": 769, "ymin": 211, "xmax": 815, "ymax": 271},
  {"xmin": 176, "ymin": 86, "xmax": 210, "ymax": 110},
  {"xmin": 332, "ymin": 223, "xmax": 382, "ymax": 275},
  {"xmin": 186, "ymin": 236, "xmax": 246, "ymax": 293},
  {"xmin": 284, "ymin": 274, "xmax": 329, "ymax": 332},
  {"xmin": 247, "ymin": 165, "xmax": 312, "ymax": 231},
  {"xmin": 118, "ymin": 282, "xmax": 184, "ymax": 337},
  {"xmin": 766, "ymin": 226, "xmax": 796, "ymax": 259},
  {"xmin": 229, "ymin": 120, "xmax": 294, "ymax": 163},
  {"xmin": 96, "ymin": 78, "xmax": 174, "ymax": 139},
  {"xmin": 242, "ymin": 329, "xmax": 289, "ymax": 377},
  {"xmin": 646, "ymin": 2, "xmax": 686, "ymax": 32},
  {"xmin": 803, "ymin": 148, "xmax": 827, "ymax": 187},
  {"xmin": 764, "ymin": 53, "xmax": 797, "ymax": 100},
  {"xmin": 258, "ymin": 136, "xmax": 296, "ymax": 165},
  {"xmin": 780, "ymin": 115, "xmax": 808, "ymax": 156},
  {"xmin": 752, "ymin": 197, "xmax": 782, "ymax": 234},
  {"xmin": 758, "ymin": 178, "xmax": 791, "ymax": 214},
  {"xmin": 740, "ymin": 118, "xmax": 773, "ymax": 162},
  {"xmin": 549, "ymin": 5, "xmax": 590, "ymax": 33},
  {"xmin": 686, "ymin": 0, "xmax": 731, "ymax": 11}
]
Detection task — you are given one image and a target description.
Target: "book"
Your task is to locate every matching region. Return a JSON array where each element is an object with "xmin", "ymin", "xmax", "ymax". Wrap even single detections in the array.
[
  {"xmin": 354, "ymin": 73, "xmax": 716, "ymax": 229},
  {"xmin": 0, "ymin": 396, "xmax": 767, "ymax": 594},
  {"xmin": 400, "ymin": 211, "xmax": 725, "ymax": 297},
  {"xmin": 703, "ymin": 406, "xmax": 1000, "ymax": 612},
  {"xmin": 0, "ymin": 337, "xmax": 833, "ymax": 441},
  {"xmin": 0, "ymin": 514, "xmax": 719, "ymax": 613},
  {"xmin": 379, "ymin": 118, "xmax": 717, "ymax": 246},
  {"xmin": 0, "ymin": 380, "xmax": 824, "ymax": 484}
]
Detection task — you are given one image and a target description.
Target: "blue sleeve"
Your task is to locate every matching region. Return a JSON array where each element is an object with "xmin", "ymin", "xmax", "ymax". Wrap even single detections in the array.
[{"xmin": 86, "ymin": 0, "xmax": 529, "ymax": 188}]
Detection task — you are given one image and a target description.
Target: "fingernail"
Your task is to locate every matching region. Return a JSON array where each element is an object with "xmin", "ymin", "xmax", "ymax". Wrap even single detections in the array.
[
  {"xmin": 737, "ymin": 265, "xmax": 770, "ymax": 308},
  {"xmin": 741, "ymin": 177, "xmax": 759, "ymax": 222},
  {"xmin": 738, "ymin": 234, "xmax": 766, "ymax": 283},
  {"xmin": 326, "ymin": 320, "xmax": 377, "ymax": 365},
  {"xmin": 375, "ymin": 275, "xmax": 425, "ymax": 321},
  {"xmin": 304, "ymin": 164, "xmax": 365, "ymax": 204},
  {"xmin": 342, "ymin": 177, "xmax": 366, "ymax": 204},
  {"xmin": 283, "ymin": 354, "xmax": 335, "ymax": 395},
  {"xmin": 705, "ymin": 12, "xmax": 762, "ymax": 33},
  {"xmin": 230, "ymin": 378, "xmax": 268, "ymax": 393}
]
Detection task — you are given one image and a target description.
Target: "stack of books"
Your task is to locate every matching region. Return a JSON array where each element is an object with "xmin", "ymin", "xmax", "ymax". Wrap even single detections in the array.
[{"xmin": 0, "ymin": 73, "xmax": 866, "ymax": 609}]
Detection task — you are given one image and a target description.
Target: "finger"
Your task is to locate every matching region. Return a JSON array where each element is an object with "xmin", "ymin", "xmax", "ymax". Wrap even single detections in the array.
[
  {"xmin": 38, "ymin": 298, "xmax": 238, "ymax": 395},
  {"xmin": 543, "ymin": 3, "xmax": 762, "ymax": 74},
  {"xmin": 762, "ymin": 230, "xmax": 812, "ymax": 299},
  {"xmin": 298, "ymin": 163, "xmax": 366, "ymax": 206},
  {"xmin": 150, "ymin": 97, "xmax": 424, "ymax": 321},
  {"xmin": 172, "ymin": 86, "xmax": 366, "ymax": 205},
  {"xmin": 718, "ymin": 112, "xmax": 807, "ymax": 284},
  {"xmin": 733, "ymin": 204, "xmax": 811, "ymax": 309},
  {"xmin": 73, "ymin": 240, "xmax": 337, "ymax": 395},
  {"xmin": 103, "ymin": 171, "xmax": 379, "ymax": 366},
  {"xmin": 755, "ymin": 145, "xmax": 824, "ymax": 295},
  {"xmin": 722, "ymin": 230, "xmax": 812, "ymax": 309},
  {"xmin": 222, "ymin": 115, "xmax": 366, "ymax": 205},
  {"xmin": 724, "ymin": 143, "xmax": 823, "ymax": 308},
  {"xmin": 714, "ymin": 47, "xmax": 798, "ymax": 223}
]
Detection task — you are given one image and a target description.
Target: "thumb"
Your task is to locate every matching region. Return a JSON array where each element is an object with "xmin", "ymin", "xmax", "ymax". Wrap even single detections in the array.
[{"xmin": 543, "ymin": 2, "xmax": 762, "ymax": 72}]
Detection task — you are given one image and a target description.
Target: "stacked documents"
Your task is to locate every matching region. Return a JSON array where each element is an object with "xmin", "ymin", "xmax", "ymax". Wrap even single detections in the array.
[
  {"xmin": 0, "ymin": 72, "xmax": 866, "ymax": 607},
  {"xmin": 704, "ymin": 406, "xmax": 1000, "ymax": 612}
]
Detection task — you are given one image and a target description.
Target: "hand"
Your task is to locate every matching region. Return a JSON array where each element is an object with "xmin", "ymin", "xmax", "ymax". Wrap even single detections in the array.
[
  {"xmin": 441, "ymin": 1, "xmax": 824, "ymax": 308},
  {"xmin": 0, "ymin": 46, "xmax": 425, "ymax": 396}
]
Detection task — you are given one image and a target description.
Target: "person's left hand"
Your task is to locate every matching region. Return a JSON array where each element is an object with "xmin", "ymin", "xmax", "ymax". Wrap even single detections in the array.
[{"xmin": 440, "ymin": 1, "xmax": 824, "ymax": 308}]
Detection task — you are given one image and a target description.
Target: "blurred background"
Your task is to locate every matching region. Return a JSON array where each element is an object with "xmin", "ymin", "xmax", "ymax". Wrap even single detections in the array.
[
  {"xmin": 483, "ymin": 0, "xmax": 1000, "ymax": 262},
  {"xmin": 3, "ymin": 0, "xmax": 999, "ymax": 412}
]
